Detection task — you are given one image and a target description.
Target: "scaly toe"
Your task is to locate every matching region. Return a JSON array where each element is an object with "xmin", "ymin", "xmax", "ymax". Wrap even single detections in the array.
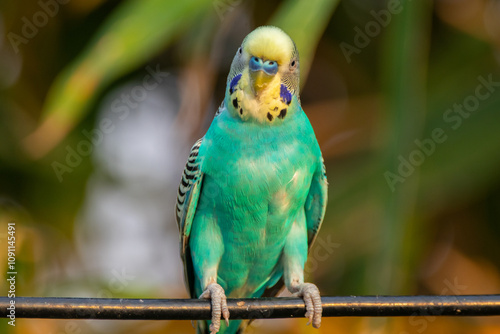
[
  {"xmin": 200, "ymin": 283, "xmax": 230, "ymax": 334},
  {"xmin": 297, "ymin": 283, "xmax": 322, "ymax": 329}
]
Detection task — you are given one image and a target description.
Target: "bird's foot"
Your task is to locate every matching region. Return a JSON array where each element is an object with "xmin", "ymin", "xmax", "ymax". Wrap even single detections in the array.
[
  {"xmin": 199, "ymin": 283, "xmax": 230, "ymax": 334},
  {"xmin": 292, "ymin": 282, "xmax": 322, "ymax": 328}
]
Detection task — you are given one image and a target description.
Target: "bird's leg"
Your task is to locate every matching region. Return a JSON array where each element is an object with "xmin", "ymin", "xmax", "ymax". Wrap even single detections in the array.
[
  {"xmin": 199, "ymin": 278, "xmax": 230, "ymax": 334},
  {"xmin": 190, "ymin": 212, "xmax": 227, "ymax": 333},
  {"xmin": 282, "ymin": 218, "xmax": 323, "ymax": 328}
]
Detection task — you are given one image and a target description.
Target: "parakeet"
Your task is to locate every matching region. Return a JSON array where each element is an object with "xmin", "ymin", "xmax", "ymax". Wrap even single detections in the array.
[{"xmin": 176, "ymin": 26, "xmax": 328, "ymax": 334}]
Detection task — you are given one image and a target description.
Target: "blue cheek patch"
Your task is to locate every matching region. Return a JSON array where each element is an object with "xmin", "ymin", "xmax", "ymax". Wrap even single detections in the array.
[
  {"xmin": 280, "ymin": 84, "xmax": 292, "ymax": 105},
  {"xmin": 229, "ymin": 74, "xmax": 242, "ymax": 94}
]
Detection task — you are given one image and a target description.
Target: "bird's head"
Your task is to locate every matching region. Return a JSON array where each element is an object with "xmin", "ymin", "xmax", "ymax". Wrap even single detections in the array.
[{"xmin": 226, "ymin": 26, "xmax": 300, "ymax": 124}]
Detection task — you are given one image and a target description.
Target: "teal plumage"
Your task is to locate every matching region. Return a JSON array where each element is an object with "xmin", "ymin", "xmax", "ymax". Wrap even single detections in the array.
[{"xmin": 176, "ymin": 26, "xmax": 327, "ymax": 334}]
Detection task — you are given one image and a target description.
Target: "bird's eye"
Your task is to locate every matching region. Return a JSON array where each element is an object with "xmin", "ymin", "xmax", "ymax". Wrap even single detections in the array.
[
  {"xmin": 291, "ymin": 60, "xmax": 296, "ymax": 67},
  {"xmin": 238, "ymin": 47, "xmax": 242, "ymax": 54},
  {"xmin": 289, "ymin": 59, "xmax": 297, "ymax": 71}
]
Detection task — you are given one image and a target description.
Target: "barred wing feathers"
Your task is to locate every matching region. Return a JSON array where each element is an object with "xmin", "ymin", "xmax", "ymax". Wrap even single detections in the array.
[{"xmin": 176, "ymin": 138, "xmax": 204, "ymax": 297}]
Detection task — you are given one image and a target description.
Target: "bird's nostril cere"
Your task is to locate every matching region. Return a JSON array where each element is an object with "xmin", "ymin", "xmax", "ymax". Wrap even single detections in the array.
[
  {"xmin": 250, "ymin": 56, "xmax": 262, "ymax": 71},
  {"xmin": 263, "ymin": 60, "xmax": 278, "ymax": 75}
]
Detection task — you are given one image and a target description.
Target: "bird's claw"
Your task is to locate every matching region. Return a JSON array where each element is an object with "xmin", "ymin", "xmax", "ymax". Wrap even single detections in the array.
[
  {"xmin": 294, "ymin": 283, "xmax": 322, "ymax": 328},
  {"xmin": 200, "ymin": 283, "xmax": 230, "ymax": 333}
]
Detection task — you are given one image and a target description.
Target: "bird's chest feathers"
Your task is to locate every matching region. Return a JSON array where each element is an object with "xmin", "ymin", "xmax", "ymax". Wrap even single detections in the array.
[
  {"xmin": 202, "ymin": 133, "xmax": 313, "ymax": 216},
  {"xmin": 230, "ymin": 69, "xmax": 291, "ymax": 123},
  {"xmin": 234, "ymin": 149, "xmax": 307, "ymax": 198}
]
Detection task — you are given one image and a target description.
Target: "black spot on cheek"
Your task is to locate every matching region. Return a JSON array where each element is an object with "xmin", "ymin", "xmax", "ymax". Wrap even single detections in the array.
[
  {"xmin": 239, "ymin": 108, "xmax": 243, "ymax": 115},
  {"xmin": 278, "ymin": 108, "xmax": 287, "ymax": 119},
  {"xmin": 232, "ymin": 98, "xmax": 238, "ymax": 108},
  {"xmin": 267, "ymin": 113, "xmax": 273, "ymax": 121}
]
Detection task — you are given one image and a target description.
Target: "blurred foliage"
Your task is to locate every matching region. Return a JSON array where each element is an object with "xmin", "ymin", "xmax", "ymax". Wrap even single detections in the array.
[{"xmin": 1, "ymin": 0, "xmax": 500, "ymax": 333}]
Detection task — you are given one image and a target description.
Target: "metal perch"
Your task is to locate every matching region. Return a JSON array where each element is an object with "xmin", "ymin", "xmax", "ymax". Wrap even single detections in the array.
[{"xmin": 1, "ymin": 295, "xmax": 500, "ymax": 320}]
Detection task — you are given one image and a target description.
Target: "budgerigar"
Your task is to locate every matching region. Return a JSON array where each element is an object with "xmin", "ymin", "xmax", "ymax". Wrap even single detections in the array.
[{"xmin": 176, "ymin": 26, "xmax": 328, "ymax": 334}]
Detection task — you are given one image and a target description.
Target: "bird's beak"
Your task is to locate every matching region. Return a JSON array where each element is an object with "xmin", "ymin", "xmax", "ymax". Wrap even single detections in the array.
[{"xmin": 249, "ymin": 56, "xmax": 278, "ymax": 95}]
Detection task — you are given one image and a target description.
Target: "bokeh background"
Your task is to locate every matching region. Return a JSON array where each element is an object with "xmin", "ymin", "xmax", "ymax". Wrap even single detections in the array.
[{"xmin": 1, "ymin": 0, "xmax": 500, "ymax": 333}]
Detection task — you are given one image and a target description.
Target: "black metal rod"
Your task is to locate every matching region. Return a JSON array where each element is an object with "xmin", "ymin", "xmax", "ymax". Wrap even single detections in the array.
[{"xmin": 1, "ymin": 295, "xmax": 500, "ymax": 320}]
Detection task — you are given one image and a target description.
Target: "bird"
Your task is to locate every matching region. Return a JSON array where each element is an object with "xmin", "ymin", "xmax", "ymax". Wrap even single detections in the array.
[{"xmin": 176, "ymin": 25, "xmax": 328, "ymax": 334}]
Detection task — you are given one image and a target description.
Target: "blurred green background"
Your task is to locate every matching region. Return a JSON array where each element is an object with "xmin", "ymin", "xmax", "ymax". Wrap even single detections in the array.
[{"xmin": 1, "ymin": 0, "xmax": 500, "ymax": 333}]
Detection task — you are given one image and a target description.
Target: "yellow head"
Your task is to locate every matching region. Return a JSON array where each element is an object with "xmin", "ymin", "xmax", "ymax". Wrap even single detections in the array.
[{"xmin": 226, "ymin": 26, "xmax": 300, "ymax": 124}]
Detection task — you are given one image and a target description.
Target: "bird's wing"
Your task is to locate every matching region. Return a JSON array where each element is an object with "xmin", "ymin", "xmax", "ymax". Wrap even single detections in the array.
[
  {"xmin": 176, "ymin": 137, "xmax": 204, "ymax": 298},
  {"xmin": 262, "ymin": 157, "xmax": 328, "ymax": 298},
  {"xmin": 305, "ymin": 156, "xmax": 328, "ymax": 247}
]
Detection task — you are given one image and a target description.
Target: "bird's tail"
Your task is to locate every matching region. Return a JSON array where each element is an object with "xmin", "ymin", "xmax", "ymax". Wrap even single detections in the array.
[
  {"xmin": 196, "ymin": 319, "xmax": 246, "ymax": 334},
  {"xmin": 196, "ymin": 321, "xmax": 207, "ymax": 334}
]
